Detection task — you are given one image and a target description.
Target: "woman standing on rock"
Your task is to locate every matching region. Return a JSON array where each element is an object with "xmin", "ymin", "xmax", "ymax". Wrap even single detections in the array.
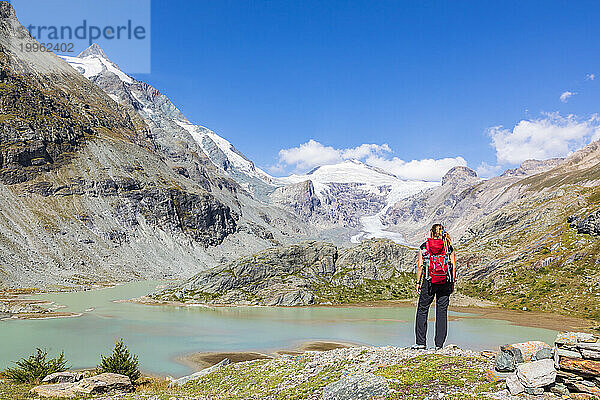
[{"xmin": 412, "ymin": 223, "xmax": 456, "ymax": 350}]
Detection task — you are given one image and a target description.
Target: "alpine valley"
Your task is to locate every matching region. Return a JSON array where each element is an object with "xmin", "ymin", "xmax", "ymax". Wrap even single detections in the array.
[{"xmin": 0, "ymin": 1, "xmax": 599, "ymax": 323}]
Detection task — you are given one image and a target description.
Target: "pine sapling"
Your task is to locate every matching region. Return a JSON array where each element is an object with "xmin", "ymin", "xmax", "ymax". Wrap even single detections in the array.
[{"xmin": 97, "ymin": 339, "xmax": 140, "ymax": 383}]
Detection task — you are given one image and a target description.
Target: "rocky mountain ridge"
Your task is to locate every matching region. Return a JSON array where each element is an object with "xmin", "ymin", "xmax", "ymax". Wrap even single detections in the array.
[
  {"xmin": 62, "ymin": 45, "xmax": 441, "ymax": 244},
  {"xmin": 0, "ymin": 2, "xmax": 308, "ymax": 289},
  {"xmin": 381, "ymin": 157, "xmax": 572, "ymax": 245},
  {"xmin": 454, "ymin": 138, "xmax": 600, "ymax": 320}
]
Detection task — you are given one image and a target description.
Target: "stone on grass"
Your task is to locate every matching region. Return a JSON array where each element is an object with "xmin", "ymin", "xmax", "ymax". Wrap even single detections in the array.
[
  {"xmin": 170, "ymin": 358, "xmax": 230, "ymax": 386},
  {"xmin": 516, "ymin": 359, "xmax": 556, "ymax": 388},
  {"xmin": 495, "ymin": 352, "xmax": 515, "ymax": 372},
  {"xmin": 42, "ymin": 371, "xmax": 83, "ymax": 384},
  {"xmin": 31, "ymin": 382, "xmax": 79, "ymax": 398},
  {"xmin": 322, "ymin": 373, "xmax": 389, "ymax": 400},
  {"xmin": 505, "ymin": 373, "xmax": 524, "ymax": 395},
  {"xmin": 73, "ymin": 373, "xmax": 132, "ymax": 395},
  {"xmin": 31, "ymin": 373, "xmax": 131, "ymax": 398}
]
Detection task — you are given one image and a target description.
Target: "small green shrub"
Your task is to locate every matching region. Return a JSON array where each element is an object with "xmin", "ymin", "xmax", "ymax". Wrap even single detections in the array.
[
  {"xmin": 3, "ymin": 348, "xmax": 69, "ymax": 383},
  {"xmin": 98, "ymin": 339, "xmax": 140, "ymax": 383}
]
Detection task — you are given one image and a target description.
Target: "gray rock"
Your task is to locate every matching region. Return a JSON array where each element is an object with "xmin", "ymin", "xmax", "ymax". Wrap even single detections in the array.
[
  {"xmin": 31, "ymin": 382, "xmax": 80, "ymax": 398},
  {"xmin": 502, "ymin": 341, "xmax": 551, "ymax": 363},
  {"xmin": 516, "ymin": 359, "xmax": 556, "ymax": 388},
  {"xmin": 322, "ymin": 373, "xmax": 389, "ymax": 400},
  {"xmin": 73, "ymin": 373, "xmax": 133, "ymax": 395},
  {"xmin": 524, "ymin": 386, "xmax": 544, "ymax": 395},
  {"xmin": 42, "ymin": 371, "xmax": 83, "ymax": 384},
  {"xmin": 577, "ymin": 343, "xmax": 600, "ymax": 360},
  {"xmin": 495, "ymin": 352, "xmax": 516, "ymax": 372},
  {"xmin": 549, "ymin": 382, "xmax": 569, "ymax": 396},
  {"xmin": 535, "ymin": 348, "xmax": 553, "ymax": 360},
  {"xmin": 501, "ymin": 346, "xmax": 524, "ymax": 364},
  {"xmin": 31, "ymin": 373, "xmax": 132, "ymax": 397},
  {"xmin": 505, "ymin": 373, "xmax": 524, "ymax": 395},
  {"xmin": 569, "ymin": 210, "xmax": 600, "ymax": 236},
  {"xmin": 171, "ymin": 358, "xmax": 230, "ymax": 386},
  {"xmin": 556, "ymin": 347, "xmax": 582, "ymax": 359},
  {"xmin": 555, "ymin": 332, "xmax": 596, "ymax": 345}
]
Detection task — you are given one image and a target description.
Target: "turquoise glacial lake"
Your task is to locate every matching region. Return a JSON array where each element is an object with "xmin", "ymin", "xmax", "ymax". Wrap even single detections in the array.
[{"xmin": 0, "ymin": 281, "xmax": 558, "ymax": 376}]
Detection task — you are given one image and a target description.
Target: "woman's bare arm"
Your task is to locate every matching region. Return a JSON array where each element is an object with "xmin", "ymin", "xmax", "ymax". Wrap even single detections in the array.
[
  {"xmin": 451, "ymin": 251, "xmax": 456, "ymax": 281},
  {"xmin": 416, "ymin": 249, "xmax": 423, "ymax": 292}
]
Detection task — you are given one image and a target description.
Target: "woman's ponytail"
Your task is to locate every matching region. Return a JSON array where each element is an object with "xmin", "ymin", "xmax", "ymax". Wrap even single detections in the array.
[{"xmin": 442, "ymin": 229, "xmax": 452, "ymax": 253}]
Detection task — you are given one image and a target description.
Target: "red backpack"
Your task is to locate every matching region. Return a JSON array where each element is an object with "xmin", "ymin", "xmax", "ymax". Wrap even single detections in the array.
[{"xmin": 424, "ymin": 238, "xmax": 451, "ymax": 284}]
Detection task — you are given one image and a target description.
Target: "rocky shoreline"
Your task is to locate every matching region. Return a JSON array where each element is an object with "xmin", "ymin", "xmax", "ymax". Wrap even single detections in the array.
[{"xmin": 4, "ymin": 333, "xmax": 600, "ymax": 399}]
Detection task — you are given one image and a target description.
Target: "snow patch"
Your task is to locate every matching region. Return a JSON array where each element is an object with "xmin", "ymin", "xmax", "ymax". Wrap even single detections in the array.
[{"xmin": 60, "ymin": 54, "xmax": 133, "ymax": 84}]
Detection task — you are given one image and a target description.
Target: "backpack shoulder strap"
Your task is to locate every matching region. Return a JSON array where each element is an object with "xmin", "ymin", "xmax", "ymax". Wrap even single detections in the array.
[{"xmin": 424, "ymin": 239, "xmax": 431, "ymax": 281}]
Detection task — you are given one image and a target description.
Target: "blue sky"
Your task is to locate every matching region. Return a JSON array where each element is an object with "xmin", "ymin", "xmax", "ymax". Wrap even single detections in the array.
[{"xmin": 11, "ymin": 0, "xmax": 600, "ymax": 180}]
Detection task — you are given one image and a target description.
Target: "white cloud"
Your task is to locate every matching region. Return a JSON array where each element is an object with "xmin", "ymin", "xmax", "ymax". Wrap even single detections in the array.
[
  {"xmin": 488, "ymin": 112, "xmax": 600, "ymax": 165},
  {"xmin": 560, "ymin": 91, "xmax": 576, "ymax": 103},
  {"xmin": 277, "ymin": 140, "xmax": 343, "ymax": 172},
  {"xmin": 586, "ymin": 73, "xmax": 595, "ymax": 81},
  {"xmin": 276, "ymin": 140, "xmax": 392, "ymax": 172},
  {"xmin": 274, "ymin": 139, "xmax": 465, "ymax": 181},
  {"xmin": 341, "ymin": 143, "xmax": 391, "ymax": 160}
]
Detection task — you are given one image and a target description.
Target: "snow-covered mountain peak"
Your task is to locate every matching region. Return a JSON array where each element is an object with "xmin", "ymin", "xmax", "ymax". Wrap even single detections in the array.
[
  {"xmin": 60, "ymin": 44, "xmax": 133, "ymax": 84},
  {"xmin": 77, "ymin": 43, "xmax": 109, "ymax": 59},
  {"xmin": 278, "ymin": 159, "xmax": 422, "ymax": 187}
]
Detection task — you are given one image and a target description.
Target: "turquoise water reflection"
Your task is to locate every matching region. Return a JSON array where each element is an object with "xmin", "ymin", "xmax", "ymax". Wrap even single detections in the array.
[{"xmin": 0, "ymin": 281, "xmax": 557, "ymax": 376}]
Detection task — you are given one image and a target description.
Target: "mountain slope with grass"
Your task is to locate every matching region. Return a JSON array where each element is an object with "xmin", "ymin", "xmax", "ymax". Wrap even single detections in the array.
[{"xmin": 456, "ymin": 140, "xmax": 600, "ymax": 321}]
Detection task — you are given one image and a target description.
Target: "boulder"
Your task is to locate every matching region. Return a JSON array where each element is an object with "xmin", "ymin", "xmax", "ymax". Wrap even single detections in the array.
[
  {"xmin": 516, "ymin": 359, "xmax": 556, "ymax": 388},
  {"xmin": 30, "ymin": 383, "xmax": 79, "ymax": 398},
  {"xmin": 505, "ymin": 373, "xmax": 524, "ymax": 395},
  {"xmin": 524, "ymin": 386, "xmax": 544, "ymax": 395},
  {"xmin": 31, "ymin": 373, "xmax": 132, "ymax": 398},
  {"xmin": 170, "ymin": 358, "xmax": 230, "ymax": 386},
  {"xmin": 42, "ymin": 371, "xmax": 83, "ymax": 384},
  {"xmin": 560, "ymin": 357, "xmax": 600, "ymax": 376},
  {"xmin": 502, "ymin": 341, "xmax": 552, "ymax": 363},
  {"xmin": 322, "ymin": 373, "xmax": 389, "ymax": 400},
  {"xmin": 495, "ymin": 352, "xmax": 516, "ymax": 372},
  {"xmin": 549, "ymin": 382, "xmax": 570, "ymax": 396},
  {"xmin": 73, "ymin": 373, "xmax": 132, "ymax": 395},
  {"xmin": 535, "ymin": 348, "xmax": 553, "ymax": 361}
]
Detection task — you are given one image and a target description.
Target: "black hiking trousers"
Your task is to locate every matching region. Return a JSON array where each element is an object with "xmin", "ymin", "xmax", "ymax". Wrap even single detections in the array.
[{"xmin": 415, "ymin": 279, "xmax": 452, "ymax": 348}]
